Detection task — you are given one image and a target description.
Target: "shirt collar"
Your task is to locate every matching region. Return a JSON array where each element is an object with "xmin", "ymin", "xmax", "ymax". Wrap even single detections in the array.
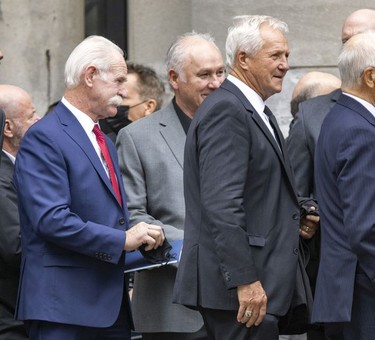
[
  {"xmin": 342, "ymin": 92, "xmax": 375, "ymax": 118},
  {"xmin": 172, "ymin": 97, "xmax": 191, "ymax": 135},
  {"xmin": 2, "ymin": 149, "xmax": 15, "ymax": 164},
  {"xmin": 61, "ymin": 97, "xmax": 96, "ymax": 134},
  {"xmin": 227, "ymin": 74, "xmax": 265, "ymax": 114}
]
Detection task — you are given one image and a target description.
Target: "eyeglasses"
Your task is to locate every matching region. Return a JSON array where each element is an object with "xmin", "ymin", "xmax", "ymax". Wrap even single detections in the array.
[{"xmin": 127, "ymin": 99, "xmax": 149, "ymax": 109}]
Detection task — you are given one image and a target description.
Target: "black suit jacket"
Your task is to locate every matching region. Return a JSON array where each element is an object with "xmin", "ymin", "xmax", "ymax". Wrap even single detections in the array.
[
  {"xmin": 173, "ymin": 79, "xmax": 301, "ymax": 316},
  {"xmin": 286, "ymin": 89, "xmax": 341, "ymax": 299},
  {"xmin": 0, "ymin": 152, "xmax": 27, "ymax": 339},
  {"xmin": 287, "ymin": 89, "xmax": 341, "ymax": 197}
]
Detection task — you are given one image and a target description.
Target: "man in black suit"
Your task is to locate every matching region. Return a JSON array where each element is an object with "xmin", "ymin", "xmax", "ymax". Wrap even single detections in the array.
[
  {"xmin": 286, "ymin": 9, "xmax": 375, "ymax": 340},
  {"xmin": 173, "ymin": 15, "xmax": 319, "ymax": 340},
  {"xmin": 0, "ymin": 84, "xmax": 40, "ymax": 339}
]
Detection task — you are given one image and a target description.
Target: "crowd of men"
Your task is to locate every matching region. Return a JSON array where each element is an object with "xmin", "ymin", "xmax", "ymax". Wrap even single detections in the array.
[{"xmin": 1, "ymin": 7, "xmax": 375, "ymax": 340}]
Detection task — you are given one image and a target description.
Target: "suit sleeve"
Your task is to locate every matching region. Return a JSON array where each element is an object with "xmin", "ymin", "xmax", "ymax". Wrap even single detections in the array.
[
  {"xmin": 195, "ymin": 102, "xmax": 258, "ymax": 288},
  {"xmin": 116, "ymin": 128, "xmax": 184, "ymax": 241},
  {"xmin": 287, "ymin": 106, "xmax": 314, "ymax": 197},
  {"xmin": 337, "ymin": 124, "xmax": 375, "ymax": 279}
]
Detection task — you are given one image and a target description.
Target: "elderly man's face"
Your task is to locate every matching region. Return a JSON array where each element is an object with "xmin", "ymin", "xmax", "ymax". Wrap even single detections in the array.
[
  {"xmin": 91, "ymin": 55, "xmax": 128, "ymax": 120},
  {"xmin": 244, "ymin": 24, "xmax": 289, "ymax": 101}
]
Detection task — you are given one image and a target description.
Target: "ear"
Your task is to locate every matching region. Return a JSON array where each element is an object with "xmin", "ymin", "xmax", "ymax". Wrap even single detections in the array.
[
  {"xmin": 3, "ymin": 119, "xmax": 13, "ymax": 138},
  {"xmin": 144, "ymin": 99, "xmax": 157, "ymax": 116},
  {"xmin": 363, "ymin": 67, "xmax": 375, "ymax": 88},
  {"xmin": 84, "ymin": 65, "xmax": 97, "ymax": 87},
  {"xmin": 237, "ymin": 51, "xmax": 250, "ymax": 70},
  {"xmin": 168, "ymin": 69, "xmax": 179, "ymax": 90}
]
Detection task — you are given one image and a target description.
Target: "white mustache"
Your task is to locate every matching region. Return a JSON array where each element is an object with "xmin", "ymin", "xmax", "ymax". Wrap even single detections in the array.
[{"xmin": 108, "ymin": 95, "xmax": 123, "ymax": 106}]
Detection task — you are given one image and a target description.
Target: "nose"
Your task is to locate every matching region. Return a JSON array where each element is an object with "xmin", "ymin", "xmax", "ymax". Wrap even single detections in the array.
[
  {"xmin": 279, "ymin": 56, "xmax": 289, "ymax": 71},
  {"xmin": 0, "ymin": 49, "xmax": 3, "ymax": 61},
  {"xmin": 119, "ymin": 85, "xmax": 128, "ymax": 99},
  {"xmin": 208, "ymin": 75, "xmax": 222, "ymax": 89}
]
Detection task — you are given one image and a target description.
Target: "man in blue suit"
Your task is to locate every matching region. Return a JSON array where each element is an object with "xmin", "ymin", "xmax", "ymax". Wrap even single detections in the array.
[
  {"xmin": 313, "ymin": 30, "xmax": 375, "ymax": 340},
  {"xmin": 13, "ymin": 35, "xmax": 164, "ymax": 340}
]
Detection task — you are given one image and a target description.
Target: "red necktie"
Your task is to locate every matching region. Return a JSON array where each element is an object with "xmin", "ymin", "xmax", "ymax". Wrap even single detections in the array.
[{"xmin": 93, "ymin": 124, "xmax": 122, "ymax": 206}]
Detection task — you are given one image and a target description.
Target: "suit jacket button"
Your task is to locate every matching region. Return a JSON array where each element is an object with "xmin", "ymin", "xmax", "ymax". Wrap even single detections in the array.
[
  {"xmin": 292, "ymin": 213, "xmax": 299, "ymax": 220},
  {"xmin": 293, "ymin": 248, "xmax": 299, "ymax": 255},
  {"xmin": 119, "ymin": 218, "xmax": 125, "ymax": 225}
]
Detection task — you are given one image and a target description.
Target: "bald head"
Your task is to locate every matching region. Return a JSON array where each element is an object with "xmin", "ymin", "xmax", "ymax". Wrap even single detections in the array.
[
  {"xmin": 0, "ymin": 84, "xmax": 39, "ymax": 156},
  {"xmin": 342, "ymin": 9, "xmax": 375, "ymax": 44},
  {"xmin": 290, "ymin": 72, "xmax": 341, "ymax": 117}
]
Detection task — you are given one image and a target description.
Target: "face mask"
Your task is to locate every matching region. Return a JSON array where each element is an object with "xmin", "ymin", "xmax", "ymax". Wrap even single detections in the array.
[{"xmin": 105, "ymin": 105, "xmax": 132, "ymax": 134}]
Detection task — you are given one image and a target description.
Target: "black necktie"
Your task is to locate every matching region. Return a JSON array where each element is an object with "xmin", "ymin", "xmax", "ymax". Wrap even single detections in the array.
[{"xmin": 264, "ymin": 105, "xmax": 284, "ymax": 154}]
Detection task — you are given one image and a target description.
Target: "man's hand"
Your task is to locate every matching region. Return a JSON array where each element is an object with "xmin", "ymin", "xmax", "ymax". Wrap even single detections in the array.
[
  {"xmin": 124, "ymin": 222, "xmax": 165, "ymax": 251},
  {"xmin": 300, "ymin": 213, "xmax": 319, "ymax": 239},
  {"xmin": 237, "ymin": 280, "xmax": 267, "ymax": 328}
]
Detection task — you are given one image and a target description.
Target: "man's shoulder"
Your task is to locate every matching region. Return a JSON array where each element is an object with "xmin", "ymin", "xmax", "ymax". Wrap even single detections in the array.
[
  {"xmin": 299, "ymin": 89, "xmax": 340, "ymax": 115},
  {"xmin": 124, "ymin": 103, "xmax": 175, "ymax": 133}
]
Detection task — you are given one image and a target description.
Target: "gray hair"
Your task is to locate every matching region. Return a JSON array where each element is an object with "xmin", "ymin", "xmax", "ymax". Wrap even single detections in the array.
[
  {"xmin": 225, "ymin": 15, "xmax": 288, "ymax": 69},
  {"xmin": 64, "ymin": 35, "xmax": 124, "ymax": 89},
  {"xmin": 338, "ymin": 30, "xmax": 375, "ymax": 88},
  {"xmin": 166, "ymin": 31, "xmax": 218, "ymax": 81}
]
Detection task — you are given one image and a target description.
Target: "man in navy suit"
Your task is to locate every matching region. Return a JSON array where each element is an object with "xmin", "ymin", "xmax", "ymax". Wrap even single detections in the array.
[
  {"xmin": 313, "ymin": 30, "xmax": 375, "ymax": 340},
  {"xmin": 173, "ymin": 15, "xmax": 319, "ymax": 340},
  {"xmin": 13, "ymin": 35, "xmax": 164, "ymax": 340},
  {"xmin": 286, "ymin": 9, "xmax": 375, "ymax": 340}
]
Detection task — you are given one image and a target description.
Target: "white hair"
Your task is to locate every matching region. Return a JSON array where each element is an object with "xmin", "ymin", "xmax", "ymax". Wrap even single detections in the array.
[
  {"xmin": 64, "ymin": 35, "xmax": 124, "ymax": 89},
  {"xmin": 338, "ymin": 30, "xmax": 375, "ymax": 88},
  {"xmin": 225, "ymin": 15, "xmax": 288, "ymax": 69}
]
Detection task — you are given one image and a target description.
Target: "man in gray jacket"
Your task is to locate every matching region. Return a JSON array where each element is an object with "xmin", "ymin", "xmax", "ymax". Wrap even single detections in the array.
[{"xmin": 116, "ymin": 32, "xmax": 225, "ymax": 339}]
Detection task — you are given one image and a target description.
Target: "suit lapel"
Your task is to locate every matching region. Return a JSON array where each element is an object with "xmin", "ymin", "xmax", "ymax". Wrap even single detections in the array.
[
  {"xmin": 158, "ymin": 102, "xmax": 186, "ymax": 169},
  {"xmin": 221, "ymin": 79, "xmax": 297, "ymax": 193},
  {"xmin": 55, "ymin": 103, "xmax": 120, "ymax": 205},
  {"xmin": 338, "ymin": 93, "xmax": 375, "ymax": 127}
]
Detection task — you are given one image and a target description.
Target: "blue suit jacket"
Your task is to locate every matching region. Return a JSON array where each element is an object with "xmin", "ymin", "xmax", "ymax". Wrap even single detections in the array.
[
  {"xmin": 14, "ymin": 102, "xmax": 131, "ymax": 327},
  {"xmin": 313, "ymin": 94, "xmax": 375, "ymax": 322}
]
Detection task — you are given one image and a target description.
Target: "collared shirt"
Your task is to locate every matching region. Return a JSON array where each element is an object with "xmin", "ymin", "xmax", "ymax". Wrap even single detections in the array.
[
  {"xmin": 61, "ymin": 97, "xmax": 109, "ymax": 177},
  {"xmin": 227, "ymin": 74, "xmax": 276, "ymax": 140},
  {"xmin": 343, "ymin": 92, "xmax": 375, "ymax": 118},
  {"xmin": 2, "ymin": 149, "xmax": 15, "ymax": 164},
  {"xmin": 172, "ymin": 97, "xmax": 191, "ymax": 135}
]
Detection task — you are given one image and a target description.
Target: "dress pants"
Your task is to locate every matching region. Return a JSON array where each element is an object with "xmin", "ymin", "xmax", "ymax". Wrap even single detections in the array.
[
  {"xmin": 198, "ymin": 307, "xmax": 279, "ymax": 340},
  {"xmin": 25, "ymin": 286, "xmax": 132, "ymax": 340},
  {"xmin": 324, "ymin": 268, "xmax": 375, "ymax": 340},
  {"xmin": 141, "ymin": 325, "xmax": 208, "ymax": 340}
]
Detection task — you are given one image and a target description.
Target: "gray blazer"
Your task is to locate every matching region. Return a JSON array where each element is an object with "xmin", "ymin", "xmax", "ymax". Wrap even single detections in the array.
[{"xmin": 116, "ymin": 102, "xmax": 204, "ymax": 333}]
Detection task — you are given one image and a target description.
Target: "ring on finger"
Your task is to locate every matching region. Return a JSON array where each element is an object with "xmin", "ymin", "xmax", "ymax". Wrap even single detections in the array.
[{"xmin": 245, "ymin": 310, "xmax": 253, "ymax": 318}]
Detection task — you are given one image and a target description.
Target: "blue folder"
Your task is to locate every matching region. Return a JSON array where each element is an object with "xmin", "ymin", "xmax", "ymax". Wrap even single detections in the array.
[{"xmin": 124, "ymin": 239, "xmax": 183, "ymax": 273}]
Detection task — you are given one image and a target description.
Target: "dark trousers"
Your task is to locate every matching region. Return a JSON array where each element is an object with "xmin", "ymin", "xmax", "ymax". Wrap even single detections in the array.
[
  {"xmin": 324, "ymin": 269, "xmax": 375, "ymax": 340},
  {"xmin": 25, "ymin": 289, "xmax": 132, "ymax": 340},
  {"xmin": 141, "ymin": 325, "xmax": 208, "ymax": 340},
  {"xmin": 198, "ymin": 307, "xmax": 279, "ymax": 340}
]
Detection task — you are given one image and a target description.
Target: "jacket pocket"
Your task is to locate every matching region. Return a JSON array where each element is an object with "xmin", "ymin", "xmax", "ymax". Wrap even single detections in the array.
[{"xmin": 248, "ymin": 235, "xmax": 266, "ymax": 247}]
